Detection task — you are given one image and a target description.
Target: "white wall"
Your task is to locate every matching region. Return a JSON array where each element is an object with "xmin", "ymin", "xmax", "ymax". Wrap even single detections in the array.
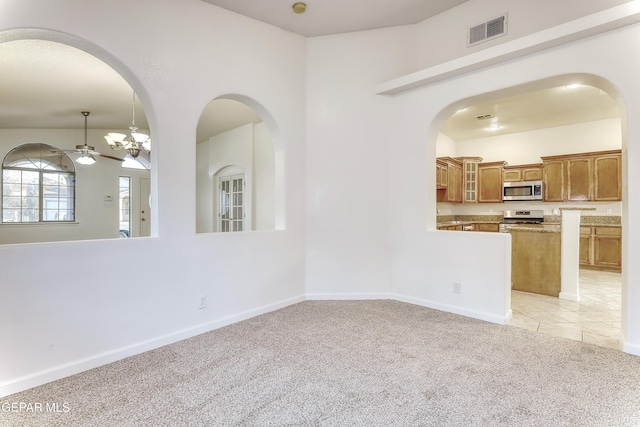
[
  {"xmin": 254, "ymin": 122, "xmax": 276, "ymax": 231},
  {"xmin": 435, "ymin": 133, "xmax": 457, "ymax": 158},
  {"xmin": 305, "ymin": 26, "xmax": 417, "ymax": 298},
  {"xmin": 0, "ymin": 0, "xmax": 306, "ymax": 397},
  {"xmin": 415, "ymin": 0, "xmax": 629, "ymax": 69},
  {"xmin": 455, "ymin": 118, "xmax": 622, "ymax": 164}
]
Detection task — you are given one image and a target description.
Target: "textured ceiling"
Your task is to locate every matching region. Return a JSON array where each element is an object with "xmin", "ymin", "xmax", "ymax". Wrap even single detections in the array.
[
  {"xmin": 199, "ymin": 0, "xmax": 470, "ymax": 37},
  {"xmin": 440, "ymin": 84, "xmax": 620, "ymax": 141}
]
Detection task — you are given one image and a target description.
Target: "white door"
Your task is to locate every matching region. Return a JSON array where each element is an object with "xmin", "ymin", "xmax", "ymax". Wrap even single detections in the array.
[
  {"xmin": 218, "ymin": 174, "xmax": 245, "ymax": 232},
  {"xmin": 140, "ymin": 177, "xmax": 151, "ymax": 237}
]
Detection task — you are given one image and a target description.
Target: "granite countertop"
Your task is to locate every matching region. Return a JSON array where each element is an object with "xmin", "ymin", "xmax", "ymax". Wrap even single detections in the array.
[
  {"xmin": 437, "ymin": 214, "xmax": 621, "ymax": 228},
  {"xmin": 508, "ymin": 224, "xmax": 561, "ymax": 233},
  {"xmin": 437, "ymin": 220, "xmax": 501, "ymax": 226}
]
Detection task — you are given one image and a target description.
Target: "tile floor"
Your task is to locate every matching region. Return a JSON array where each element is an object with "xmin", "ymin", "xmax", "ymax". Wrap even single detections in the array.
[{"xmin": 509, "ymin": 269, "xmax": 622, "ymax": 350}]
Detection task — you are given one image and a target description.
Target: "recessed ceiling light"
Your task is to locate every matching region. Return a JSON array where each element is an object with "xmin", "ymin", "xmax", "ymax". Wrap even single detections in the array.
[{"xmin": 487, "ymin": 124, "xmax": 502, "ymax": 131}]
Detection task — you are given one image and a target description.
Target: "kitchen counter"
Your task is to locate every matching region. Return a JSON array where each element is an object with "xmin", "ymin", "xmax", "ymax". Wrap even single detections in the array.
[
  {"xmin": 508, "ymin": 224, "xmax": 561, "ymax": 233},
  {"xmin": 436, "ymin": 220, "xmax": 501, "ymax": 231}
]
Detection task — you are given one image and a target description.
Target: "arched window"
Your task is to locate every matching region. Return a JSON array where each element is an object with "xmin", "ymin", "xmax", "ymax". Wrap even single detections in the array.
[{"xmin": 2, "ymin": 143, "xmax": 76, "ymax": 223}]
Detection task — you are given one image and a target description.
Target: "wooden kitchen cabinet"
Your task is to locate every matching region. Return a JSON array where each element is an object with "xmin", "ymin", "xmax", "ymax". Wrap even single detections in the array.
[
  {"xmin": 594, "ymin": 227, "xmax": 622, "ymax": 269},
  {"xmin": 541, "ymin": 150, "xmax": 621, "ymax": 202},
  {"xmin": 437, "ymin": 224, "xmax": 463, "ymax": 231},
  {"xmin": 579, "ymin": 226, "xmax": 621, "ymax": 271},
  {"xmin": 594, "ymin": 153, "xmax": 622, "ymax": 201},
  {"xmin": 503, "ymin": 163, "xmax": 543, "ymax": 182},
  {"xmin": 454, "ymin": 162, "xmax": 463, "ymax": 203},
  {"xmin": 542, "ymin": 159, "xmax": 565, "ymax": 202},
  {"xmin": 436, "ymin": 157, "xmax": 463, "ymax": 203},
  {"xmin": 579, "ymin": 226, "xmax": 592, "ymax": 265},
  {"xmin": 436, "ymin": 159, "xmax": 448, "ymax": 189},
  {"xmin": 445, "ymin": 158, "xmax": 463, "ymax": 203},
  {"xmin": 474, "ymin": 223, "xmax": 500, "ymax": 232},
  {"xmin": 478, "ymin": 161, "xmax": 506, "ymax": 203},
  {"xmin": 459, "ymin": 157, "xmax": 482, "ymax": 203},
  {"xmin": 566, "ymin": 157, "xmax": 593, "ymax": 201}
]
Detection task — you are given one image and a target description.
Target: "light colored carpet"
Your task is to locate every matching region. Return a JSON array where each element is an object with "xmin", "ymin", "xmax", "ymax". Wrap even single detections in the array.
[{"xmin": 3, "ymin": 300, "xmax": 640, "ymax": 426}]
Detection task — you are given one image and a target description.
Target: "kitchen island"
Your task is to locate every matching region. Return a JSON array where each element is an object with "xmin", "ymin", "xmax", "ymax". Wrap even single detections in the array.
[{"xmin": 510, "ymin": 224, "xmax": 561, "ymax": 296}]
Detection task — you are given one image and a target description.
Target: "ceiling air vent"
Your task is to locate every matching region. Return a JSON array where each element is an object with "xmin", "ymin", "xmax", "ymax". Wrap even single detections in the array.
[
  {"xmin": 468, "ymin": 14, "xmax": 507, "ymax": 46},
  {"xmin": 476, "ymin": 114, "xmax": 494, "ymax": 120}
]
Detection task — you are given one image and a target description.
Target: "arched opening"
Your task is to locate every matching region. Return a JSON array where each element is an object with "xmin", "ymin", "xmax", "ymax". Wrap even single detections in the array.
[
  {"xmin": 196, "ymin": 96, "xmax": 281, "ymax": 233},
  {"xmin": 433, "ymin": 73, "xmax": 624, "ymax": 349},
  {"xmin": 0, "ymin": 36, "xmax": 154, "ymax": 244}
]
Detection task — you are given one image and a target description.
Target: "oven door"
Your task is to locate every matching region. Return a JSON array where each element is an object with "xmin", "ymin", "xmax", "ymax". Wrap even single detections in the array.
[{"xmin": 503, "ymin": 181, "xmax": 543, "ymax": 201}]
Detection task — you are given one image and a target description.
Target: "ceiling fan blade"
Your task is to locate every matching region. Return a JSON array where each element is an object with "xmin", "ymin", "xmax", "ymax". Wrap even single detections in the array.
[{"xmin": 99, "ymin": 153, "xmax": 125, "ymax": 162}]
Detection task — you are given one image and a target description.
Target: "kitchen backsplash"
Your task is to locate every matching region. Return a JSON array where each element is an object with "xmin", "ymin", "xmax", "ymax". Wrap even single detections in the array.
[
  {"xmin": 437, "ymin": 200, "xmax": 622, "ymax": 217},
  {"xmin": 436, "ymin": 213, "xmax": 621, "ymax": 226}
]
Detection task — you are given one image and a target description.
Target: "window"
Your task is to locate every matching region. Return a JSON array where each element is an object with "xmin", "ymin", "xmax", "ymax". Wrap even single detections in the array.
[
  {"xmin": 119, "ymin": 176, "xmax": 131, "ymax": 237},
  {"xmin": 2, "ymin": 143, "xmax": 75, "ymax": 223},
  {"xmin": 218, "ymin": 173, "xmax": 245, "ymax": 232}
]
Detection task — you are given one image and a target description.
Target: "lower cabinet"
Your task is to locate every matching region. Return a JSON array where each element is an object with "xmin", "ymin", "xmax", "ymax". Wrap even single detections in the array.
[
  {"xmin": 474, "ymin": 223, "xmax": 500, "ymax": 232},
  {"xmin": 438, "ymin": 224, "xmax": 463, "ymax": 231},
  {"xmin": 437, "ymin": 223, "xmax": 500, "ymax": 232},
  {"xmin": 579, "ymin": 226, "xmax": 622, "ymax": 271}
]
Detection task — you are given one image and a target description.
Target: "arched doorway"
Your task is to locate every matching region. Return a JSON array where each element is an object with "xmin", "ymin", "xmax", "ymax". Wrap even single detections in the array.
[
  {"xmin": 0, "ymin": 36, "xmax": 154, "ymax": 243},
  {"xmin": 195, "ymin": 96, "xmax": 283, "ymax": 233},
  {"xmin": 434, "ymin": 74, "xmax": 624, "ymax": 349}
]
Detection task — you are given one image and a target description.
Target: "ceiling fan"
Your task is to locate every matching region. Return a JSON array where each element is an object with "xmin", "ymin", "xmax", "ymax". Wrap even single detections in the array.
[{"xmin": 66, "ymin": 111, "xmax": 124, "ymax": 165}]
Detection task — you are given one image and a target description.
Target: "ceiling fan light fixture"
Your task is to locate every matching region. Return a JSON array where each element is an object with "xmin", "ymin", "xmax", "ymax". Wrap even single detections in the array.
[
  {"xmin": 74, "ymin": 112, "xmax": 97, "ymax": 166},
  {"xmin": 76, "ymin": 152, "xmax": 96, "ymax": 165}
]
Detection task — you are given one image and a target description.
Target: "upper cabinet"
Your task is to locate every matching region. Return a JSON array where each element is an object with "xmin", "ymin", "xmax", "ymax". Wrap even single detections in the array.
[
  {"xmin": 436, "ymin": 157, "xmax": 462, "ymax": 203},
  {"xmin": 436, "ymin": 150, "xmax": 620, "ymax": 204},
  {"xmin": 460, "ymin": 157, "xmax": 482, "ymax": 203},
  {"xmin": 503, "ymin": 164, "xmax": 543, "ymax": 182},
  {"xmin": 542, "ymin": 159, "xmax": 565, "ymax": 202},
  {"xmin": 478, "ymin": 161, "xmax": 506, "ymax": 203},
  {"xmin": 436, "ymin": 157, "xmax": 482, "ymax": 204},
  {"xmin": 436, "ymin": 159, "xmax": 448, "ymax": 189},
  {"xmin": 594, "ymin": 153, "xmax": 622, "ymax": 201},
  {"xmin": 541, "ymin": 150, "xmax": 621, "ymax": 202}
]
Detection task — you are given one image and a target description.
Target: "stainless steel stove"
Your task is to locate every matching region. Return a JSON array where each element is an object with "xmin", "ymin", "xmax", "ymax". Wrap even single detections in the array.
[{"xmin": 499, "ymin": 209, "xmax": 545, "ymax": 232}]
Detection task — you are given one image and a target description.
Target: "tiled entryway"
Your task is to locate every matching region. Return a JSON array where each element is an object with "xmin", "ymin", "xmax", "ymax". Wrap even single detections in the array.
[{"xmin": 509, "ymin": 269, "xmax": 622, "ymax": 350}]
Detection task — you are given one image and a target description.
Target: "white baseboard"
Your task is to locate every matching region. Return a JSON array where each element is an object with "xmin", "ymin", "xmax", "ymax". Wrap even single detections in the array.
[
  {"xmin": 394, "ymin": 294, "xmax": 510, "ymax": 325},
  {"xmin": 559, "ymin": 292, "xmax": 580, "ymax": 301},
  {"xmin": 0, "ymin": 295, "xmax": 305, "ymax": 398},
  {"xmin": 623, "ymin": 340, "xmax": 640, "ymax": 356},
  {"xmin": 306, "ymin": 292, "xmax": 394, "ymax": 300}
]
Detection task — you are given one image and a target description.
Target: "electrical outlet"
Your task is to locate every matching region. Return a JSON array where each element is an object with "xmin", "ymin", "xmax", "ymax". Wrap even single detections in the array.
[
  {"xmin": 453, "ymin": 283, "xmax": 461, "ymax": 294},
  {"xmin": 198, "ymin": 295, "xmax": 207, "ymax": 309}
]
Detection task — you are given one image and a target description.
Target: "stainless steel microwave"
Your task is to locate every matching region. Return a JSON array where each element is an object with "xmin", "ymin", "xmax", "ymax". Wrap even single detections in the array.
[{"xmin": 502, "ymin": 180, "xmax": 543, "ymax": 201}]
